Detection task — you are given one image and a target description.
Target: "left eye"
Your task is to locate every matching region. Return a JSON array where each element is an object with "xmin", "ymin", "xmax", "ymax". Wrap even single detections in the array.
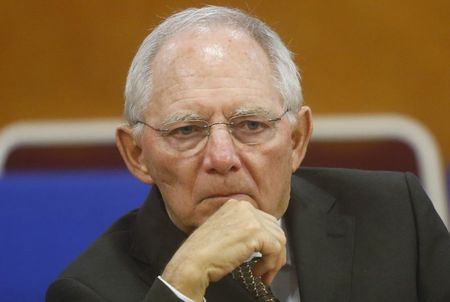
[
  {"xmin": 234, "ymin": 119, "xmax": 268, "ymax": 133},
  {"xmin": 242, "ymin": 120, "xmax": 263, "ymax": 130}
]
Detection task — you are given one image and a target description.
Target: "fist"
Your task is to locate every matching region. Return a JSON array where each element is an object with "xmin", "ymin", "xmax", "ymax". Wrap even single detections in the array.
[{"xmin": 162, "ymin": 199, "xmax": 286, "ymax": 301}]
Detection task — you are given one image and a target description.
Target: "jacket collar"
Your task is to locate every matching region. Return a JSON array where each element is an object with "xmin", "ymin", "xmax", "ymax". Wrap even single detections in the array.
[
  {"xmin": 130, "ymin": 188, "xmax": 187, "ymax": 274},
  {"xmin": 286, "ymin": 173, "xmax": 355, "ymax": 302}
]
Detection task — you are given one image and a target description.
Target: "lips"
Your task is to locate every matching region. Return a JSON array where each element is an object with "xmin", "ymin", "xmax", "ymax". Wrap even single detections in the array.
[
  {"xmin": 203, "ymin": 193, "xmax": 250, "ymax": 202},
  {"xmin": 193, "ymin": 177, "xmax": 256, "ymax": 205}
]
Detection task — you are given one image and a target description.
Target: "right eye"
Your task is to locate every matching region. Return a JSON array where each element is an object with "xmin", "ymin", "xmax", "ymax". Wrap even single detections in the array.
[
  {"xmin": 175, "ymin": 125, "xmax": 196, "ymax": 135},
  {"xmin": 166, "ymin": 123, "xmax": 206, "ymax": 139}
]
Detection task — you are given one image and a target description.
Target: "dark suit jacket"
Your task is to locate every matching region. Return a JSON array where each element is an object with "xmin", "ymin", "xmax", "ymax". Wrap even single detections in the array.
[{"xmin": 46, "ymin": 168, "xmax": 450, "ymax": 301}]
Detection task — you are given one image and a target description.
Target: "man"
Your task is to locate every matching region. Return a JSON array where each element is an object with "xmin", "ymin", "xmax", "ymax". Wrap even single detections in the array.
[{"xmin": 46, "ymin": 6, "xmax": 450, "ymax": 302}]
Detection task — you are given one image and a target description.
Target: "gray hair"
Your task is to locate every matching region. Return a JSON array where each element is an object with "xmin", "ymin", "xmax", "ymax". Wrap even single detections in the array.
[{"xmin": 124, "ymin": 5, "xmax": 303, "ymax": 136}]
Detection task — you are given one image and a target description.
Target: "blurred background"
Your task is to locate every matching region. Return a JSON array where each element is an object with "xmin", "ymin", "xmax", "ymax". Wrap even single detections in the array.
[{"xmin": 0, "ymin": 1, "xmax": 449, "ymax": 301}]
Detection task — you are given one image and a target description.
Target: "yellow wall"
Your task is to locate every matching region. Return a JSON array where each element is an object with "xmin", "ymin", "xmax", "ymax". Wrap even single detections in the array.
[{"xmin": 1, "ymin": 0, "xmax": 449, "ymax": 165}]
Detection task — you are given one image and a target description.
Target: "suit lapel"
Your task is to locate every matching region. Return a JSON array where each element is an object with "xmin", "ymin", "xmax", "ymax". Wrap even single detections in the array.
[
  {"xmin": 130, "ymin": 188, "xmax": 187, "ymax": 282},
  {"xmin": 131, "ymin": 187, "xmax": 187, "ymax": 275},
  {"xmin": 286, "ymin": 174, "xmax": 355, "ymax": 302}
]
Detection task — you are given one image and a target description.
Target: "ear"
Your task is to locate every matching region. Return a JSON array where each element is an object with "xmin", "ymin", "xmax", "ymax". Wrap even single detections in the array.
[
  {"xmin": 116, "ymin": 124, "xmax": 154, "ymax": 185},
  {"xmin": 290, "ymin": 106, "xmax": 313, "ymax": 172}
]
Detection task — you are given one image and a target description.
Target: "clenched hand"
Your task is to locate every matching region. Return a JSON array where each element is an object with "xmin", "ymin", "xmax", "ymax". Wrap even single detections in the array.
[{"xmin": 161, "ymin": 199, "xmax": 286, "ymax": 302}]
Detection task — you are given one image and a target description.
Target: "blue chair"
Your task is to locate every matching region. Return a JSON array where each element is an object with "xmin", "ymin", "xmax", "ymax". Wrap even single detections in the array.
[{"xmin": 0, "ymin": 170, "xmax": 150, "ymax": 302}]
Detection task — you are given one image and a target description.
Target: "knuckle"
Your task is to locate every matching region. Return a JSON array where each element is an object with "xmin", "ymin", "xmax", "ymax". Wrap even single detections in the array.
[
  {"xmin": 246, "ymin": 219, "xmax": 262, "ymax": 233},
  {"xmin": 273, "ymin": 240, "xmax": 282, "ymax": 253},
  {"xmin": 268, "ymin": 215, "xmax": 277, "ymax": 223},
  {"xmin": 266, "ymin": 257, "xmax": 278, "ymax": 270},
  {"xmin": 239, "ymin": 200, "xmax": 254, "ymax": 210}
]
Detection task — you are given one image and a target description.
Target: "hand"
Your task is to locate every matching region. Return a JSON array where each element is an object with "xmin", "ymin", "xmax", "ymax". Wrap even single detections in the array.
[{"xmin": 161, "ymin": 199, "xmax": 286, "ymax": 302}]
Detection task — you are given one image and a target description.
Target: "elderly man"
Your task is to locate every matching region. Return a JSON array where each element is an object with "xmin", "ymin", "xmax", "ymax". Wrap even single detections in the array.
[{"xmin": 46, "ymin": 6, "xmax": 450, "ymax": 302}]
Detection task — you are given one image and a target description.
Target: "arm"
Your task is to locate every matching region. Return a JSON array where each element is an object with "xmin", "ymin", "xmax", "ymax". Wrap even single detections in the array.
[
  {"xmin": 46, "ymin": 277, "xmax": 184, "ymax": 302},
  {"xmin": 46, "ymin": 200, "xmax": 285, "ymax": 302},
  {"xmin": 46, "ymin": 278, "xmax": 106, "ymax": 302},
  {"xmin": 406, "ymin": 173, "xmax": 450, "ymax": 302}
]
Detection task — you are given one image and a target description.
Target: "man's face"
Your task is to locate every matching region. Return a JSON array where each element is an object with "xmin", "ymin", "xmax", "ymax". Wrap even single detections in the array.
[{"xmin": 129, "ymin": 27, "xmax": 310, "ymax": 233}]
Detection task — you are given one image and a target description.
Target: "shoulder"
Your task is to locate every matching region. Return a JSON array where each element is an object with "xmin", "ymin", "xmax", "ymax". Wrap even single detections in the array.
[
  {"xmin": 295, "ymin": 166, "xmax": 411, "ymax": 188},
  {"xmin": 291, "ymin": 167, "xmax": 450, "ymax": 239},
  {"xmin": 294, "ymin": 167, "xmax": 416, "ymax": 199},
  {"xmin": 61, "ymin": 209, "xmax": 139, "ymax": 275},
  {"xmin": 292, "ymin": 167, "xmax": 423, "ymax": 219},
  {"xmin": 47, "ymin": 209, "xmax": 150, "ymax": 301}
]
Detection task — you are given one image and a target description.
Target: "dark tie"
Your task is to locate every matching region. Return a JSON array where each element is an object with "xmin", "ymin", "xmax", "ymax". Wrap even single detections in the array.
[{"xmin": 232, "ymin": 258, "xmax": 280, "ymax": 302}]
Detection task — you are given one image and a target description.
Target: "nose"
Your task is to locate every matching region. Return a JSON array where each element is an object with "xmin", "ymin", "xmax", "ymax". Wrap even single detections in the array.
[{"xmin": 201, "ymin": 124, "xmax": 242, "ymax": 175}]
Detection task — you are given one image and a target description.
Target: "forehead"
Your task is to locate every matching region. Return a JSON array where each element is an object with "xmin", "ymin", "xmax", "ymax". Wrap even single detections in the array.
[
  {"xmin": 148, "ymin": 26, "xmax": 281, "ymax": 116},
  {"xmin": 153, "ymin": 26, "xmax": 270, "ymax": 73}
]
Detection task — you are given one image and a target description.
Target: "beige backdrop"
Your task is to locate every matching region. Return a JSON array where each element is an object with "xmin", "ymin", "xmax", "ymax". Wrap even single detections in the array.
[{"xmin": 1, "ymin": 0, "xmax": 449, "ymax": 166}]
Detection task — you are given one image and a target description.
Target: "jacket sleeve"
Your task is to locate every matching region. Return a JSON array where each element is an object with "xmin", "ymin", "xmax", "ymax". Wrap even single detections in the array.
[
  {"xmin": 405, "ymin": 173, "xmax": 450, "ymax": 302},
  {"xmin": 144, "ymin": 278, "xmax": 192, "ymax": 302},
  {"xmin": 46, "ymin": 277, "xmax": 183, "ymax": 302}
]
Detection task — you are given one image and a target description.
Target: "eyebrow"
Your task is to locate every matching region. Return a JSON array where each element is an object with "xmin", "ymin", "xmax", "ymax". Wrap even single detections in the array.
[
  {"xmin": 160, "ymin": 112, "xmax": 205, "ymax": 126},
  {"xmin": 231, "ymin": 107, "xmax": 272, "ymax": 118},
  {"xmin": 159, "ymin": 106, "xmax": 276, "ymax": 126}
]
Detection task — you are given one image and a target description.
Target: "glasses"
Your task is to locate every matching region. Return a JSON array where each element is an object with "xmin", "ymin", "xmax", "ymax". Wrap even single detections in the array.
[{"xmin": 134, "ymin": 109, "xmax": 289, "ymax": 152}]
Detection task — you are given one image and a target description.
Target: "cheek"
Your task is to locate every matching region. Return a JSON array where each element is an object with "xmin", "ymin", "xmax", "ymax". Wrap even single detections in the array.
[
  {"xmin": 240, "ymin": 140, "xmax": 294, "ymax": 210},
  {"xmin": 141, "ymin": 139, "xmax": 203, "ymax": 196},
  {"xmin": 245, "ymin": 136, "xmax": 293, "ymax": 179}
]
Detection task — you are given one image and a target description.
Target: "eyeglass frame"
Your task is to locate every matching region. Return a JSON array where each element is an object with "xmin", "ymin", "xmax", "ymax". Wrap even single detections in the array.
[{"xmin": 132, "ymin": 108, "xmax": 290, "ymax": 149}]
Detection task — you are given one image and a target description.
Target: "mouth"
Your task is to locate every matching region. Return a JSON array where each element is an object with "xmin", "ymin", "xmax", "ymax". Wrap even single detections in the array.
[{"xmin": 201, "ymin": 193, "xmax": 252, "ymax": 205}]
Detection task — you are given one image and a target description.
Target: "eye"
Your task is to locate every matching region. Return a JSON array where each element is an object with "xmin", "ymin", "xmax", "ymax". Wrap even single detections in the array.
[
  {"xmin": 176, "ymin": 125, "xmax": 196, "ymax": 135},
  {"xmin": 243, "ymin": 120, "xmax": 263, "ymax": 130},
  {"xmin": 234, "ymin": 119, "xmax": 268, "ymax": 133},
  {"xmin": 166, "ymin": 122, "xmax": 207, "ymax": 139}
]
